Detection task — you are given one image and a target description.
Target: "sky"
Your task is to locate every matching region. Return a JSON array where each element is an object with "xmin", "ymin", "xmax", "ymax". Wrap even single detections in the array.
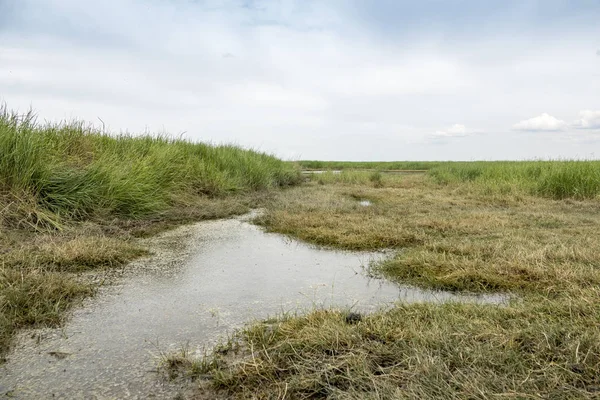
[{"xmin": 1, "ymin": 0, "xmax": 599, "ymax": 161}]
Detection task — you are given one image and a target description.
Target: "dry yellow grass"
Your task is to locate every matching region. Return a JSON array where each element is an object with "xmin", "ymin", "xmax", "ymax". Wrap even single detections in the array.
[
  {"xmin": 183, "ymin": 297, "xmax": 600, "ymax": 399},
  {"xmin": 256, "ymin": 176, "xmax": 600, "ymax": 294}
]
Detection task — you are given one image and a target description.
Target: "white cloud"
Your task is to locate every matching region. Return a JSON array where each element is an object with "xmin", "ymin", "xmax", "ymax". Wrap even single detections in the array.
[
  {"xmin": 512, "ymin": 113, "xmax": 567, "ymax": 132},
  {"xmin": 573, "ymin": 110, "xmax": 600, "ymax": 129},
  {"xmin": 1, "ymin": 0, "xmax": 599, "ymax": 160},
  {"xmin": 330, "ymin": 60, "xmax": 467, "ymax": 97},
  {"xmin": 433, "ymin": 124, "xmax": 468, "ymax": 137}
]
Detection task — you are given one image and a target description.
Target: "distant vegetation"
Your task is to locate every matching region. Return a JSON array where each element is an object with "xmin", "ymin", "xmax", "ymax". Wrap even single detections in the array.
[
  {"xmin": 295, "ymin": 160, "xmax": 438, "ymax": 170},
  {"xmin": 428, "ymin": 161, "xmax": 600, "ymax": 200},
  {"xmin": 0, "ymin": 106, "xmax": 300, "ymax": 229},
  {"xmin": 298, "ymin": 160, "xmax": 600, "ymax": 200}
]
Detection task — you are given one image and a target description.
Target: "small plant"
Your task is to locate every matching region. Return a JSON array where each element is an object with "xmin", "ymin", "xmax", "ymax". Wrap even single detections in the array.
[{"xmin": 369, "ymin": 171, "xmax": 383, "ymax": 188}]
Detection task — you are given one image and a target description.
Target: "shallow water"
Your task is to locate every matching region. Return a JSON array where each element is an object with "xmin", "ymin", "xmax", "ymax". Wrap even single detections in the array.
[{"xmin": 0, "ymin": 213, "xmax": 505, "ymax": 399}]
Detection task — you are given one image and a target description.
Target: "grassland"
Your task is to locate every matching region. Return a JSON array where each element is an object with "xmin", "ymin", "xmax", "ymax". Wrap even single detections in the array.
[
  {"xmin": 0, "ymin": 106, "xmax": 300, "ymax": 356},
  {"xmin": 3, "ymin": 105, "xmax": 600, "ymax": 397},
  {"xmin": 304, "ymin": 160, "xmax": 600, "ymax": 200},
  {"xmin": 177, "ymin": 168, "xmax": 600, "ymax": 399}
]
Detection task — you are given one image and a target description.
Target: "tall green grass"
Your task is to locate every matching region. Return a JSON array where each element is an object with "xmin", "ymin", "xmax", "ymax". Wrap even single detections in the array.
[
  {"xmin": 428, "ymin": 161, "xmax": 600, "ymax": 199},
  {"xmin": 0, "ymin": 106, "xmax": 300, "ymax": 226},
  {"xmin": 304, "ymin": 162, "xmax": 600, "ymax": 200}
]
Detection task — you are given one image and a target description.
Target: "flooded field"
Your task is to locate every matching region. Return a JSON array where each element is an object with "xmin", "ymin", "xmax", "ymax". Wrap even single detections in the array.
[{"xmin": 0, "ymin": 213, "xmax": 504, "ymax": 399}]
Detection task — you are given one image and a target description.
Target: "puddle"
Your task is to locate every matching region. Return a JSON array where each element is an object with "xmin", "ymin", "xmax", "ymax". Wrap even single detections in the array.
[{"xmin": 0, "ymin": 213, "xmax": 505, "ymax": 399}]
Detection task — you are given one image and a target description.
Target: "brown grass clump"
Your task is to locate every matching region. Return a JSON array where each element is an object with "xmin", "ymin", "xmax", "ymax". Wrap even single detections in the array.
[{"xmin": 0, "ymin": 265, "xmax": 92, "ymax": 356}]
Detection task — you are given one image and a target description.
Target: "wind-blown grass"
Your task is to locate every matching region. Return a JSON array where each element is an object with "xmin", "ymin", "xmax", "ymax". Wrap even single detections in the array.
[
  {"xmin": 299, "ymin": 160, "xmax": 600, "ymax": 200},
  {"xmin": 0, "ymin": 106, "xmax": 300, "ymax": 228},
  {"xmin": 428, "ymin": 161, "xmax": 600, "ymax": 199}
]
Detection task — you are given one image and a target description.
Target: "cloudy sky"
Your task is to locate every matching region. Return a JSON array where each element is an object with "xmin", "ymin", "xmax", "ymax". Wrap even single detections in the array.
[{"xmin": 1, "ymin": 0, "xmax": 599, "ymax": 160}]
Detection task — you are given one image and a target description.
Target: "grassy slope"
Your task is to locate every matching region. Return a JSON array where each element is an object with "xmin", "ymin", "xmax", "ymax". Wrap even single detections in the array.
[
  {"xmin": 181, "ymin": 170, "xmax": 600, "ymax": 399},
  {"xmin": 1, "ymin": 107, "xmax": 299, "ymax": 227},
  {"xmin": 0, "ymin": 107, "xmax": 300, "ymax": 356}
]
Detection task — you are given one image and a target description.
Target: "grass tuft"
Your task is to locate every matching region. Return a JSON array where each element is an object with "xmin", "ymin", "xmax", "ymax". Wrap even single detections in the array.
[{"xmin": 0, "ymin": 267, "xmax": 92, "ymax": 355}]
